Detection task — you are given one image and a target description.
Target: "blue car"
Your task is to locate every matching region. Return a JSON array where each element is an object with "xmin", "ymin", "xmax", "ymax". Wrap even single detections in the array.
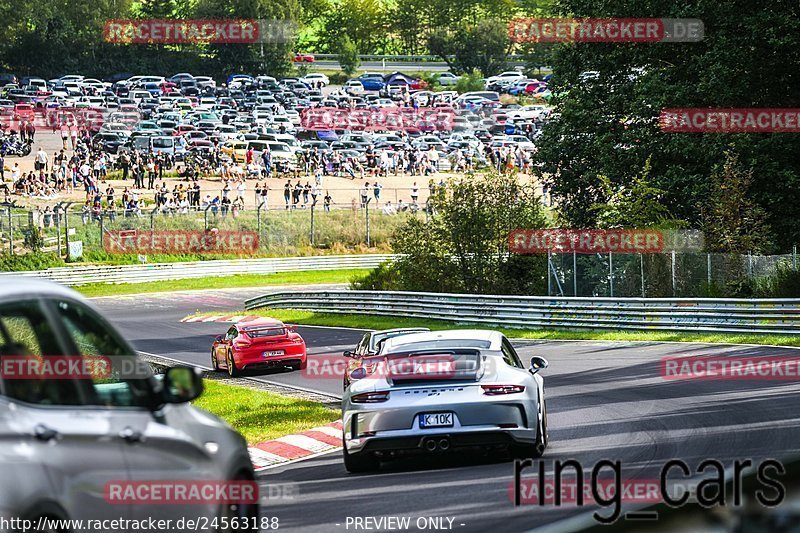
[{"xmin": 359, "ymin": 75, "xmax": 385, "ymax": 92}]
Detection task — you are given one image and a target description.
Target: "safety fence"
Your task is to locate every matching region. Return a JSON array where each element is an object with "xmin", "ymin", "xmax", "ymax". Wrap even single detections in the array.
[
  {"xmin": 245, "ymin": 290, "xmax": 800, "ymax": 335},
  {"xmin": 0, "ymin": 254, "xmax": 392, "ymax": 286}
]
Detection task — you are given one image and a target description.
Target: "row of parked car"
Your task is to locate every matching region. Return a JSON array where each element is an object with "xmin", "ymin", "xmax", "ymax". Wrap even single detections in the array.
[{"xmin": 0, "ymin": 70, "xmax": 553, "ymax": 167}]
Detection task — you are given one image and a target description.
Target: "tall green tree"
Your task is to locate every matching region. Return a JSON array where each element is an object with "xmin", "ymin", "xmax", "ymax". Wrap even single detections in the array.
[
  {"xmin": 533, "ymin": 0, "xmax": 800, "ymax": 250},
  {"xmin": 429, "ymin": 19, "xmax": 511, "ymax": 75},
  {"xmin": 701, "ymin": 152, "xmax": 773, "ymax": 253}
]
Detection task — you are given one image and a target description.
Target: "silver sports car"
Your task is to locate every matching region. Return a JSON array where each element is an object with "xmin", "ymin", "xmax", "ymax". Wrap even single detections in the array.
[{"xmin": 341, "ymin": 329, "xmax": 549, "ymax": 473}]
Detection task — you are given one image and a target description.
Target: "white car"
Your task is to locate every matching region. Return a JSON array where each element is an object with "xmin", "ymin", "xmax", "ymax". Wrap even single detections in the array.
[
  {"xmin": 437, "ymin": 72, "xmax": 461, "ymax": 86},
  {"xmin": 302, "ymin": 73, "xmax": 330, "ymax": 87},
  {"xmin": 344, "ymin": 80, "xmax": 365, "ymax": 95},
  {"xmin": 507, "ymin": 105, "xmax": 551, "ymax": 121},
  {"xmin": 486, "ymin": 71, "xmax": 525, "ymax": 87},
  {"xmin": 341, "ymin": 329, "xmax": 549, "ymax": 473},
  {"xmin": 504, "ymin": 135, "xmax": 536, "ymax": 152},
  {"xmin": 194, "ymin": 76, "xmax": 216, "ymax": 88}
]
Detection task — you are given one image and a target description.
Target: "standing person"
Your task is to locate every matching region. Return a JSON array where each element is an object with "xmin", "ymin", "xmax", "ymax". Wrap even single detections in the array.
[
  {"xmin": 411, "ymin": 182, "xmax": 419, "ymax": 204},
  {"xmin": 119, "ymin": 152, "xmax": 130, "ymax": 181},
  {"xmin": 236, "ymin": 179, "xmax": 246, "ymax": 204},
  {"xmin": 373, "ymin": 181, "xmax": 382, "ymax": 203},
  {"xmin": 25, "ymin": 121, "xmax": 35, "ymax": 143},
  {"xmin": 292, "ymin": 181, "xmax": 302, "ymax": 209},
  {"xmin": 259, "ymin": 182, "xmax": 269, "ymax": 208},
  {"xmin": 302, "ymin": 181, "xmax": 310, "ymax": 207},
  {"xmin": 360, "ymin": 182, "xmax": 369, "ymax": 208},
  {"xmin": 60, "ymin": 122, "xmax": 69, "ymax": 149},
  {"xmin": 311, "ymin": 182, "xmax": 320, "ymax": 206},
  {"xmin": 283, "ymin": 180, "xmax": 291, "ymax": 209},
  {"xmin": 35, "ymin": 147, "xmax": 48, "ymax": 173},
  {"xmin": 323, "ymin": 191, "xmax": 332, "ymax": 212},
  {"xmin": 0, "ymin": 151, "xmax": 4, "ymax": 182},
  {"xmin": 147, "ymin": 157, "xmax": 156, "ymax": 189},
  {"xmin": 261, "ymin": 147, "xmax": 272, "ymax": 178}
]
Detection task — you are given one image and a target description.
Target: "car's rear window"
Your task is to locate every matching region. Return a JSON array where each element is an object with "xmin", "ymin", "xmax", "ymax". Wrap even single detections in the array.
[
  {"xmin": 243, "ymin": 327, "xmax": 286, "ymax": 338},
  {"xmin": 386, "ymin": 339, "xmax": 491, "ymax": 353}
]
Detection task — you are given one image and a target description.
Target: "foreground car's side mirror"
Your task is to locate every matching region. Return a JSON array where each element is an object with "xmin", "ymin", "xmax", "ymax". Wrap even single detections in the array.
[
  {"xmin": 214, "ymin": 335, "xmax": 223, "ymax": 342},
  {"xmin": 529, "ymin": 356, "xmax": 549, "ymax": 375},
  {"xmin": 162, "ymin": 366, "xmax": 204, "ymax": 404},
  {"xmin": 343, "ymin": 350, "xmax": 355, "ymax": 358}
]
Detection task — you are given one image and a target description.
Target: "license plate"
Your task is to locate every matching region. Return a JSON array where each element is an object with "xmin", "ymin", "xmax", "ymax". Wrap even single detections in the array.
[
  {"xmin": 263, "ymin": 350, "xmax": 285, "ymax": 357},
  {"xmin": 419, "ymin": 413, "xmax": 454, "ymax": 428}
]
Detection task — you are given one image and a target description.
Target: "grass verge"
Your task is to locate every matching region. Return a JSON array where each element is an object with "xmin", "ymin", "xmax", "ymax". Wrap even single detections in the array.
[
  {"xmin": 78, "ymin": 269, "xmax": 368, "ymax": 297},
  {"xmin": 189, "ymin": 308, "xmax": 800, "ymax": 348},
  {"xmin": 193, "ymin": 380, "xmax": 339, "ymax": 445}
]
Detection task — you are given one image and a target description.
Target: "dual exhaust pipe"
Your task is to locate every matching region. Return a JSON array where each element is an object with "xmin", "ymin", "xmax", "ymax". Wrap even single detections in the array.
[{"xmin": 423, "ymin": 437, "xmax": 450, "ymax": 452}]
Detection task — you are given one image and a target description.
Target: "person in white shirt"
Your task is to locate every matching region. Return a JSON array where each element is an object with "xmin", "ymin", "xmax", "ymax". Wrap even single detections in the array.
[
  {"xmin": 35, "ymin": 148, "xmax": 48, "ymax": 172},
  {"xmin": 236, "ymin": 179, "xmax": 246, "ymax": 201}
]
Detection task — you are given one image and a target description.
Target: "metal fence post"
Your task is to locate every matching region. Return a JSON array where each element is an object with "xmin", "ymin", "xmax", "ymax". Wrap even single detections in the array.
[
  {"xmin": 608, "ymin": 252, "xmax": 614, "ymax": 297},
  {"xmin": 572, "ymin": 251, "xmax": 577, "ymax": 297},
  {"xmin": 99, "ymin": 211, "xmax": 104, "ymax": 245},
  {"xmin": 707, "ymin": 253, "xmax": 712, "ymax": 287},
  {"xmin": 748, "ymin": 251, "xmax": 753, "ymax": 278},
  {"xmin": 547, "ymin": 250, "xmax": 552, "ymax": 296},
  {"xmin": 794, "ymin": 245, "xmax": 797, "ymax": 270},
  {"xmin": 310, "ymin": 203, "xmax": 315, "ymax": 246},
  {"xmin": 640, "ymin": 254, "xmax": 645, "ymax": 298},
  {"xmin": 204, "ymin": 204, "xmax": 212, "ymax": 230},
  {"xmin": 365, "ymin": 198, "xmax": 371, "ymax": 247},
  {"xmin": 55, "ymin": 204, "xmax": 62, "ymax": 257},
  {"xmin": 8, "ymin": 207, "xmax": 12, "ymax": 255},
  {"xmin": 257, "ymin": 201, "xmax": 264, "ymax": 234},
  {"xmin": 671, "ymin": 251, "xmax": 676, "ymax": 297}
]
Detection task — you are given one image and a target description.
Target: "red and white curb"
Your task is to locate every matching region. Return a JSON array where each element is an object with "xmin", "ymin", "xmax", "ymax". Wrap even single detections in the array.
[
  {"xmin": 248, "ymin": 420, "xmax": 343, "ymax": 471},
  {"xmin": 181, "ymin": 315, "xmax": 260, "ymax": 323}
]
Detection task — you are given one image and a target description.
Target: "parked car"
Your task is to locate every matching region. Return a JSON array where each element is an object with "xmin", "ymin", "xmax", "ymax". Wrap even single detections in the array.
[{"xmin": 293, "ymin": 53, "xmax": 315, "ymax": 62}]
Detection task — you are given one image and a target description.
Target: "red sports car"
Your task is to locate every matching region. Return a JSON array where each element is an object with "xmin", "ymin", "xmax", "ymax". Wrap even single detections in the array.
[
  {"xmin": 212, "ymin": 318, "xmax": 307, "ymax": 376},
  {"xmin": 293, "ymin": 53, "xmax": 315, "ymax": 63}
]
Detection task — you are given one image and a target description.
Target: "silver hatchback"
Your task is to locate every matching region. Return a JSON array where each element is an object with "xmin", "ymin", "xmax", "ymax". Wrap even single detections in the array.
[{"xmin": 0, "ymin": 279, "xmax": 257, "ymax": 530}]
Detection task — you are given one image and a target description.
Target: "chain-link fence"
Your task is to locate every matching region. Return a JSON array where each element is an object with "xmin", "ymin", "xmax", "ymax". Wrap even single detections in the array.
[
  {"xmin": 547, "ymin": 250, "xmax": 799, "ymax": 297},
  {"xmin": 1, "ymin": 200, "xmax": 419, "ymax": 260}
]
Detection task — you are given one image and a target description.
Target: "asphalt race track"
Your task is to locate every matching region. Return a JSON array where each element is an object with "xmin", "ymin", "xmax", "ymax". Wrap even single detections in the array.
[{"xmin": 94, "ymin": 288, "xmax": 800, "ymax": 533}]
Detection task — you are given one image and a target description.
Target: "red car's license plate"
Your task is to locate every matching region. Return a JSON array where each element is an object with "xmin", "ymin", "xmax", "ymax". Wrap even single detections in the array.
[{"xmin": 263, "ymin": 350, "xmax": 285, "ymax": 357}]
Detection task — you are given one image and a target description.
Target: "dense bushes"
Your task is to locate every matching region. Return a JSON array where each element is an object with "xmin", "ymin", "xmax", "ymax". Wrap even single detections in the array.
[{"xmin": 352, "ymin": 172, "xmax": 548, "ymax": 295}]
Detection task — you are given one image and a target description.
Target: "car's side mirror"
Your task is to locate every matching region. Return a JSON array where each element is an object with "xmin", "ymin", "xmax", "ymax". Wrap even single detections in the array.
[
  {"xmin": 162, "ymin": 366, "xmax": 204, "ymax": 404},
  {"xmin": 529, "ymin": 356, "xmax": 549, "ymax": 375},
  {"xmin": 343, "ymin": 350, "xmax": 355, "ymax": 358},
  {"xmin": 214, "ymin": 335, "xmax": 223, "ymax": 342}
]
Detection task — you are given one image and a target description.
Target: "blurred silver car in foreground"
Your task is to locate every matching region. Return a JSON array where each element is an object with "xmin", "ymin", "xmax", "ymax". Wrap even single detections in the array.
[
  {"xmin": 341, "ymin": 329, "xmax": 549, "ymax": 473},
  {"xmin": 0, "ymin": 279, "xmax": 257, "ymax": 530}
]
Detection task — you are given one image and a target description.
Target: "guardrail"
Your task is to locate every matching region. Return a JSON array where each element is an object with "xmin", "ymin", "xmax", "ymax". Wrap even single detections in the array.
[
  {"xmin": 0, "ymin": 255, "xmax": 393, "ymax": 287},
  {"xmin": 245, "ymin": 290, "xmax": 800, "ymax": 335}
]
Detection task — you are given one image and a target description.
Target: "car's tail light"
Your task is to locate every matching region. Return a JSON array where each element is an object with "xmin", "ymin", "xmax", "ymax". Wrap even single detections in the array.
[
  {"xmin": 481, "ymin": 385, "xmax": 525, "ymax": 395},
  {"xmin": 351, "ymin": 391, "xmax": 390, "ymax": 403}
]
